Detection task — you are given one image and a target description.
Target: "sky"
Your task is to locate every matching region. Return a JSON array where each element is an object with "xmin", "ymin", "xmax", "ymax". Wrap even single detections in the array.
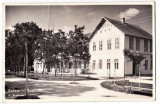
[{"xmin": 5, "ymin": 5, "xmax": 152, "ymax": 34}]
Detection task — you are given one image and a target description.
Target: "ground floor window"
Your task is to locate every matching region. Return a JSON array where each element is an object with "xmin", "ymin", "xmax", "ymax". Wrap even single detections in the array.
[
  {"xmin": 69, "ymin": 62, "xmax": 73, "ymax": 69},
  {"xmin": 99, "ymin": 60, "xmax": 102, "ymax": 69},
  {"xmin": 92, "ymin": 60, "xmax": 96, "ymax": 69},
  {"xmin": 114, "ymin": 59, "xmax": 119, "ymax": 69},
  {"xmin": 150, "ymin": 60, "xmax": 152, "ymax": 70},
  {"xmin": 107, "ymin": 59, "xmax": 110, "ymax": 69},
  {"xmin": 145, "ymin": 60, "xmax": 148, "ymax": 70}
]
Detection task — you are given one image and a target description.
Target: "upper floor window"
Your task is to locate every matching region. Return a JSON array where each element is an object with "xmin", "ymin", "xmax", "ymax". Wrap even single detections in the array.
[
  {"xmin": 107, "ymin": 59, "xmax": 111, "ymax": 69},
  {"xmin": 150, "ymin": 40, "xmax": 152, "ymax": 52},
  {"xmin": 92, "ymin": 60, "xmax": 96, "ymax": 69},
  {"xmin": 114, "ymin": 59, "xmax": 119, "ymax": 69},
  {"xmin": 93, "ymin": 42, "xmax": 96, "ymax": 51},
  {"xmin": 145, "ymin": 60, "xmax": 148, "ymax": 70},
  {"xmin": 129, "ymin": 37, "xmax": 134, "ymax": 50},
  {"xmin": 99, "ymin": 41, "xmax": 103, "ymax": 50},
  {"xmin": 115, "ymin": 38, "xmax": 120, "ymax": 49},
  {"xmin": 99, "ymin": 59, "xmax": 102, "ymax": 69},
  {"xmin": 107, "ymin": 40, "xmax": 111, "ymax": 50},
  {"xmin": 144, "ymin": 39, "xmax": 148, "ymax": 52},
  {"xmin": 136, "ymin": 38, "xmax": 140, "ymax": 51}
]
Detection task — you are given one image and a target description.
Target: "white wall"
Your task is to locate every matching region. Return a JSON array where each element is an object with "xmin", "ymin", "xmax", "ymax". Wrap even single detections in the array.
[
  {"xmin": 89, "ymin": 19, "xmax": 125, "ymax": 77},
  {"xmin": 34, "ymin": 60, "xmax": 45, "ymax": 73}
]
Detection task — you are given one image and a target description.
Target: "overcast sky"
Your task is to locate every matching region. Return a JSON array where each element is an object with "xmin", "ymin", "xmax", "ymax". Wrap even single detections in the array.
[{"xmin": 6, "ymin": 5, "xmax": 152, "ymax": 34}]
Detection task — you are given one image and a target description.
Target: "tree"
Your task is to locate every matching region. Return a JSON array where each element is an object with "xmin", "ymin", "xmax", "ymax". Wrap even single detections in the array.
[
  {"xmin": 33, "ymin": 29, "xmax": 67, "ymax": 77},
  {"xmin": 123, "ymin": 49, "xmax": 146, "ymax": 77},
  {"xmin": 13, "ymin": 22, "xmax": 42, "ymax": 69},
  {"xmin": 5, "ymin": 22, "xmax": 42, "ymax": 96},
  {"xmin": 5, "ymin": 29, "xmax": 25, "ymax": 76},
  {"xmin": 67, "ymin": 25, "xmax": 90, "ymax": 83}
]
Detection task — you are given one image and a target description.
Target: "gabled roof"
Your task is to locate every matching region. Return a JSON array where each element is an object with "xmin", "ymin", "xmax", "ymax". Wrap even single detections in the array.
[{"xmin": 89, "ymin": 17, "xmax": 152, "ymax": 40}]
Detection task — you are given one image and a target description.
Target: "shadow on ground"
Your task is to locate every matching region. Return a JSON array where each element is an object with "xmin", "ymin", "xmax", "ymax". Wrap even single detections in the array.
[{"xmin": 5, "ymin": 80, "xmax": 95, "ymax": 99}]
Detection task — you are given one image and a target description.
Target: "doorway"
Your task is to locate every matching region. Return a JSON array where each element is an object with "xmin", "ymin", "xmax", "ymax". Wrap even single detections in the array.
[{"xmin": 133, "ymin": 63, "xmax": 136, "ymax": 75}]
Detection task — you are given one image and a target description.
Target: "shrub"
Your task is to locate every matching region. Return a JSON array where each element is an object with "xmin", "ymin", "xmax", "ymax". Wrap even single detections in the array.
[
  {"xmin": 80, "ymin": 68, "xmax": 89, "ymax": 74},
  {"xmin": 100, "ymin": 80, "xmax": 152, "ymax": 96}
]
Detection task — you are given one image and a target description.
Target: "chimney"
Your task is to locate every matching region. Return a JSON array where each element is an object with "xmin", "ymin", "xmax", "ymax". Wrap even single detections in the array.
[{"xmin": 121, "ymin": 18, "xmax": 125, "ymax": 23}]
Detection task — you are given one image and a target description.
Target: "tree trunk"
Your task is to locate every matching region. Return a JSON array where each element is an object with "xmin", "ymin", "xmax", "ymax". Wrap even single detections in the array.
[
  {"xmin": 23, "ymin": 57, "xmax": 26, "ymax": 77},
  {"xmin": 25, "ymin": 43, "xmax": 28, "ymax": 96},
  {"xmin": 55, "ymin": 65, "xmax": 57, "ymax": 76},
  {"xmin": 73, "ymin": 57, "xmax": 76, "ymax": 83}
]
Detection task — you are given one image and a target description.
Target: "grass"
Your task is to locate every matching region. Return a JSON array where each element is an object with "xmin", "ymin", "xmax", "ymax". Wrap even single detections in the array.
[
  {"xmin": 5, "ymin": 73, "xmax": 99, "ymax": 81},
  {"xmin": 115, "ymin": 80, "xmax": 153, "ymax": 89}
]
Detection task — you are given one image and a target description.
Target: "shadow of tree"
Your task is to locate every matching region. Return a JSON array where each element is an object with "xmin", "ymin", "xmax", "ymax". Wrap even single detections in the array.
[{"xmin": 5, "ymin": 80, "xmax": 95, "ymax": 98}]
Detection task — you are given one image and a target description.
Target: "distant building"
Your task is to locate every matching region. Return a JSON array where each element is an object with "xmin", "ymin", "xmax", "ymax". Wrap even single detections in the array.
[{"xmin": 88, "ymin": 17, "xmax": 152, "ymax": 77}]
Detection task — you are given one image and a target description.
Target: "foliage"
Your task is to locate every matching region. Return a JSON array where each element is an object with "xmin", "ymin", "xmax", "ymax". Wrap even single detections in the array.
[
  {"xmin": 33, "ymin": 29, "xmax": 69, "ymax": 73},
  {"xmin": 5, "ymin": 22, "xmax": 42, "ymax": 72},
  {"xmin": 123, "ymin": 49, "xmax": 145, "ymax": 64},
  {"xmin": 67, "ymin": 25, "xmax": 90, "ymax": 61},
  {"xmin": 101, "ymin": 81, "xmax": 152, "ymax": 96},
  {"xmin": 5, "ymin": 23, "xmax": 90, "ymax": 76}
]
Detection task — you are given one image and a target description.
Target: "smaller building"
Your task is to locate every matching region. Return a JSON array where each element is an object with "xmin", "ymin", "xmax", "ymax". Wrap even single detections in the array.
[{"xmin": 33, "ymin": 57, "xmax": 89, "ymax": 75}]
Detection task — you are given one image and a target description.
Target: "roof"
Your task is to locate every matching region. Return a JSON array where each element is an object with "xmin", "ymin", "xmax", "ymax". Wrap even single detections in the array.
[{"xmin": 89, "ymin": 17, "xmax": 152, "ymax": 40}]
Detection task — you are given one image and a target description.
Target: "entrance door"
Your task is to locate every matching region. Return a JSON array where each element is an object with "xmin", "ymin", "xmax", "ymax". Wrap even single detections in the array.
[
  {"xmin": 108, "ymin": 68, "xmax": 110, "ymax": 78},
  {"xmin": 133, "ymin": 63, "xmax": 136, "ymax": 75}
]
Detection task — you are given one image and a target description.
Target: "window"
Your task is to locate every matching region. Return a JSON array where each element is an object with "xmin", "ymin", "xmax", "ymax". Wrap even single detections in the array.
[
  {"xmin": 150, "ymin": 60, "xmax": 152, "ymax": 70},
  {"xmin": 115, "ymin": 38, "xmax": 120, "ymax": 49},
  {"xmin": 92, "ymin": 60, "xmax": 96, "ymax": 69},
  {"xmin": 150, "ymin": 55, "xmax": 152, "ymax": 70},
  {"xmin": 145, "ymin": 60, "xmax": 148, "ymax": 70},
  {"xmin": 144, "ymin": 39, "xmax": 148, "ymax": 52},
  {"xmin": 136, "ymin": 38, "xmax": 140, "ymax": 51},
  {"xmin": 99, "ymin": 41, "xmax": 103, "ymax": 50},
  {"xmin": 129, "ymin": 37, "xmax": 134, "ymax": 50},
  {"xmin": 114, "ymin": 59, "xmax": 119, "ymax": 69},
  {"xmin": 93, "ymin": 42, "xmax": 96, "ymax": 51},
  {"xmin": 40, "ymin": 63, "xmax": 42, "ymax": 68},
  {"xmin": 37, "ymin": 63, "xmax": 39, "ymax": 68},
  {"xmin": 78, "ymin": 61, "xmax": 81, "ymax": 69},
  {"xmin": 107, "ymin": 40, "xmax": 111, "ymax": 50},
  {"xmin": 99, "ymin": 60, "xmax": 102, "ymax": 69},
  {"xmin": 150, "ymin": 40, "xmax": 152, "ymax": 52},
  {"xmin": 107, "ymin": 59, "xmax": 110, "ymax": 69}
]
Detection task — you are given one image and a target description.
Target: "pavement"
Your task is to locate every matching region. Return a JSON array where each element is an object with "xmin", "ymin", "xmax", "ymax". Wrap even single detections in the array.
[{"xmin": 4, "ymin": 76, "xmax": 154, "ymax": 102}]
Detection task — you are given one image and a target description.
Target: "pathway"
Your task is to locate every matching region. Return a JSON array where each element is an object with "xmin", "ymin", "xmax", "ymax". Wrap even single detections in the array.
[{"xmin": 4, "ymin": 77, "xmax": 153, "ymax": 102}]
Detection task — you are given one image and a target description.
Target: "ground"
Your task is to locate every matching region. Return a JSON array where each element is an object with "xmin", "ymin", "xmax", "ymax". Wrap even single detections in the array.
[{"xmin": 4, "ymin": 75, "xmax": 154, "ymax": 102}]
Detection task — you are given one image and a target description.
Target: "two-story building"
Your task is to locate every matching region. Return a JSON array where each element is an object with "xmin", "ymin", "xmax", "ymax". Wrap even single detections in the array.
[{"xmin": 89, "ymin": 17, "xmax": 152, "ymax": 77}]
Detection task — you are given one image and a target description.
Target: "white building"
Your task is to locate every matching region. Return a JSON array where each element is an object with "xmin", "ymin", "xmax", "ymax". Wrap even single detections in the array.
[{"xmin": 89, "ymin": 17, "xmax": 152, "ymax": 77}]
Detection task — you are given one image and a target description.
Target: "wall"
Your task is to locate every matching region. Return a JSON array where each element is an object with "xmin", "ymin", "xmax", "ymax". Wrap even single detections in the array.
[
  {"xmin": 89, "ymin": 19, "xmax": 125, "ymax": 77},
  {"xmin": 124, "ymin": 35, "xmax": 152, "ymax": 75},
  {"xmin": 33, "ymin": 60, "xmax": 45, "ymax": 73}
]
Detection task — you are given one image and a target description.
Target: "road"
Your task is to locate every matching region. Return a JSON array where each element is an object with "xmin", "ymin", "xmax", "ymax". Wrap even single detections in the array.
[{"xmin": 4, "ymin": 77, "xmax": 153, "ymax": 102}]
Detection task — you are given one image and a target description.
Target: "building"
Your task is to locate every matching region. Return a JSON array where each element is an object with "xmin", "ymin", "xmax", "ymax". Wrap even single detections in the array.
[
  {"xmin": 33, "ymin": 57, "xmax": 89, "ymax": 74},
  {"xmin": 89, "ymin": 17, "xmax": 152, "ymax": 77}
]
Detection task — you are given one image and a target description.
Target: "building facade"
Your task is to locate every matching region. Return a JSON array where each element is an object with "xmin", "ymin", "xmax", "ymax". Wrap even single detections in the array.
[
  {"xmin": 89, "ymin": 17, "xmax": 152, "ymax": 77},
  {"xmin": 33, "ymin": 58, "xmax": 88, "ymax": 74}
]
